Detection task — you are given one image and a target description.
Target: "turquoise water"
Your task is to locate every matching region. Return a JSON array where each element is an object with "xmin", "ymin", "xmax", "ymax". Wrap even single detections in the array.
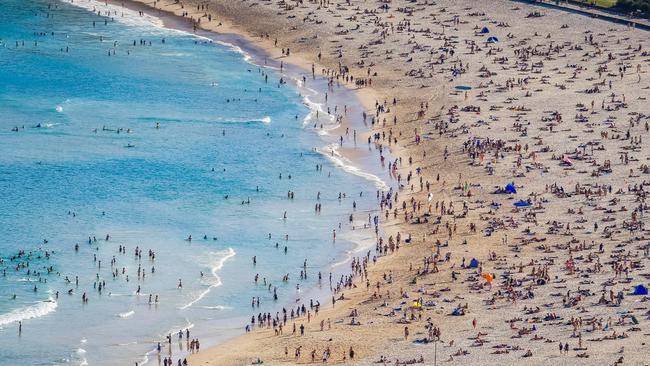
[{"xmin": 0, "ymin": 1, "xmax": 388, "ymax": 364}]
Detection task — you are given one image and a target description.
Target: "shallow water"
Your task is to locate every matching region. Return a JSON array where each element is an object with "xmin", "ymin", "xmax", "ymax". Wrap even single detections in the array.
[{"xmin": 0, "ymin": 0, "xmax": 390, "ymax": 364}]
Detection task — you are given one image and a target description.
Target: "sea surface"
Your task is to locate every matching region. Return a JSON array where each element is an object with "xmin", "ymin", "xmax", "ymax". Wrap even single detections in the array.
[{"xmin": 0, "ymin": 0, "xmax": 390, "ymax": 364}]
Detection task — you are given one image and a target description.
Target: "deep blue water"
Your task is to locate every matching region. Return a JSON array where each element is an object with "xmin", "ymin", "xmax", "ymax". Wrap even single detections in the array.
[{"xmin": 0, "ymin": 0, "xmax": 386, "ymax": 364}]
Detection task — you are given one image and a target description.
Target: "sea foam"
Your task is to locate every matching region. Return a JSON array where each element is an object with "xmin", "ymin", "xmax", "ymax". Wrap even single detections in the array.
[
  {"xmin": 117, "ymin": 310, "xmax": 135, "ymax": 318},
  {"xmin": 317, "ymin": 143, "xmax": 389, "ymax": 191},
  {"xmin": 178, "ymin": 247, "xmax": 235, "ymax": 310},
  {"xmin": 64, "ymin": 0, "xmax": 255, "ymax": 64},
  {"xmin": 0, "ymin": 296, "xmax": 57, "ymax": 327}
]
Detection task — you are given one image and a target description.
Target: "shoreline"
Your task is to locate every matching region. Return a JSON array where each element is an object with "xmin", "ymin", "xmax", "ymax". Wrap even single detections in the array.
[
  {"xmin": 96, "ymin": 0, "xmax": 409, "ymax": 363},
  {"xmin": 106, "ymin": 1, "xmax": 452, "ymax": 365},
  {"xmin": 104, "ymin": 0, "xmax": 384, "ymax": 109}
]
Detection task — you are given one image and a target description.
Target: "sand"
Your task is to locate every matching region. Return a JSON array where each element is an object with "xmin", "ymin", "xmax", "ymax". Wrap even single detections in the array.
[{"xmin": 114, "ymin": 0, "xmax": 650, "ymax": 365}]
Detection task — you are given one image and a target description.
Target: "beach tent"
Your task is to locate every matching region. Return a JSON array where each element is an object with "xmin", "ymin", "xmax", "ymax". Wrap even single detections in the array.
[
  {"xmin": 479, "ymin": 27, "xmax": 490, "ymax": 34},
  {"xmin": 469, "ymin": 258, "xmax": 479, "ymax": 268},
  {"xmin": 487, "ymin": 36, "xmax": 499, "ymax": 43},
  {"xmin": 514, "ymin": 201, "xmax": 530, "ymax": 207},
  {"xmin": 505, "ymin": 183, "xmax": 517, "ymax": 194},
  {"xmin": 632, "ymin": 284, "xmax": 648, "ymax": 295}
]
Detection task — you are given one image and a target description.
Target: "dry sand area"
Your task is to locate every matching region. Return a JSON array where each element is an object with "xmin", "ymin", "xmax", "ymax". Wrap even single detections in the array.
[{"xmin": 127, "ymin": 0, "xmax": 650, "ymax": 364}]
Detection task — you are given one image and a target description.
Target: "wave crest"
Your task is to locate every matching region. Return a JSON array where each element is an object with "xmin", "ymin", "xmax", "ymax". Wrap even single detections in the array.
[
  {"xmin": 0, "ymin": 296, "xmax": 57, "ymax": 327},
  {"xmin": 117, "ymin": 310, "xmax": 135, "ymax": 318},
  {"xmin": 178, "ymin": 248, "xmax": 236, "ymax": 310},
  {"xmin": 317, "ymin": 144, "xmax": 389, "ymax": 191}
]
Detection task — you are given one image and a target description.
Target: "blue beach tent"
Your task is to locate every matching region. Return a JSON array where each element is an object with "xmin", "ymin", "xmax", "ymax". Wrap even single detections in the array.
[
  {"xmin": 469, "ymin": 258, "xmax": 479, "ymax": 268},
  {"xmin": 505, "ymin": 183, "xmax": 517, "ymax": 194},
  {"xmin": 487, "ymin": 36, "xmax": 499, "ymax": 43},
  {"xmin": 480, "ymin": 27, "xmax": 490, "ymax": 34},
  {"xmin": 632, "ymin": 284, "xmax": 648, "ymax": 295}
]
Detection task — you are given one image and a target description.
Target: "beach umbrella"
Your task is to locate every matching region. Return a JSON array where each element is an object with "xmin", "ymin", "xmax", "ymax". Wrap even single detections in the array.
[
  {"xmin": 469, "ymin": 258, "xmax": 479, "ymax": 268},
  {"xmin": 487, "ymin": 36, "xmax": 499, "ymax": 43}
]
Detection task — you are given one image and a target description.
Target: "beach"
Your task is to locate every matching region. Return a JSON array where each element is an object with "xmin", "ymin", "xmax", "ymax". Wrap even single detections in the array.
[
  {"xmin": 109, "ymin": 0, "xmax": 650, "ymax": 365},
  {"xmin": 2, "ymin": 0, "xmax": 650, "ymax": 365}
]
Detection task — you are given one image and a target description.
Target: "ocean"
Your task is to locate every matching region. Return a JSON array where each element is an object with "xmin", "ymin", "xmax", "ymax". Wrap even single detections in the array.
[{"xmin": 0, "ymin": 0, "xmax": 392, "ymax": 364}]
